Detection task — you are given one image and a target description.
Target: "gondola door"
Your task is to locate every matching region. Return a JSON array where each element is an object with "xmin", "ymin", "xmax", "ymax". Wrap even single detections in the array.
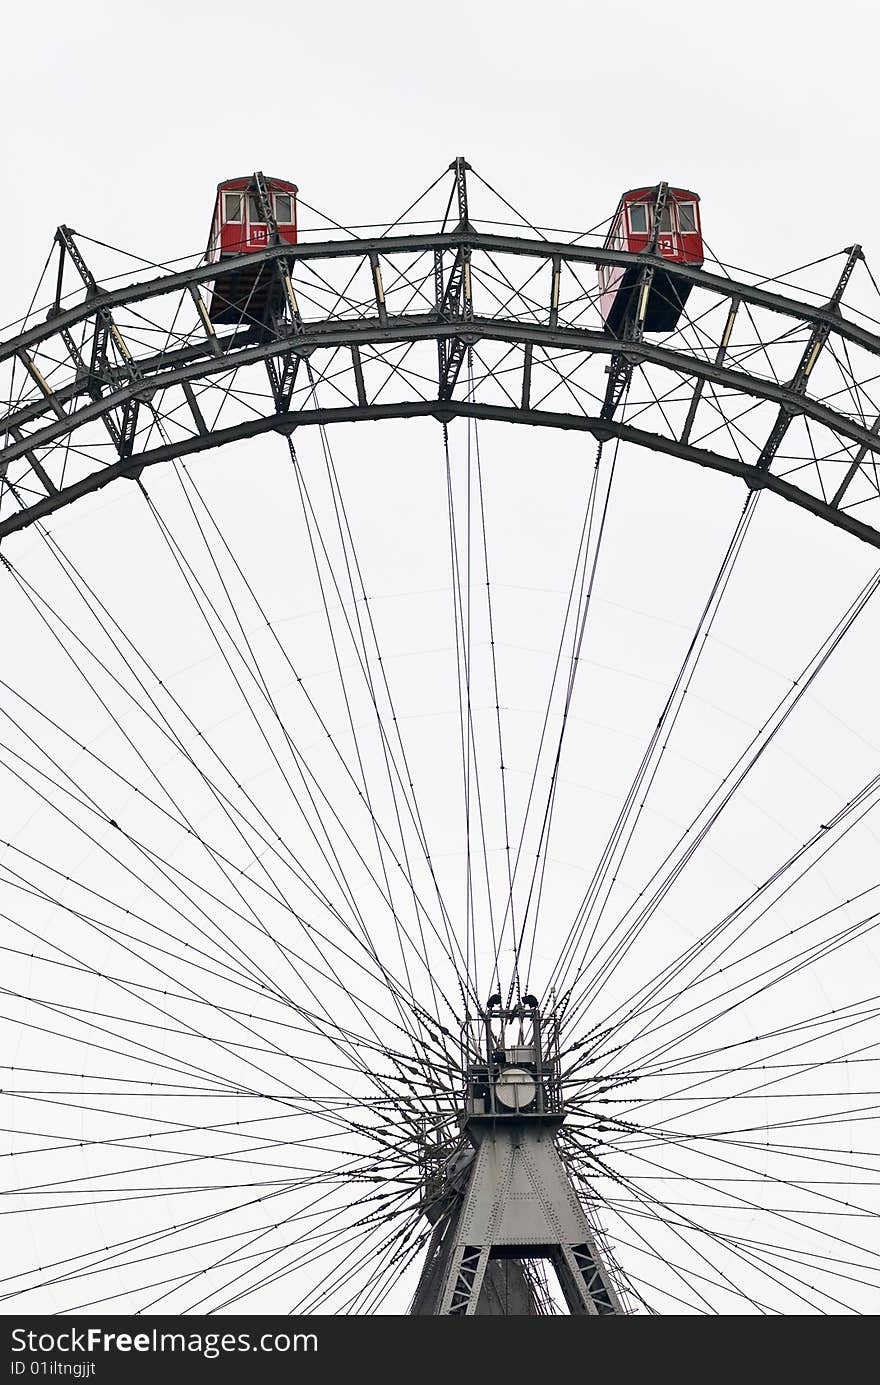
[{"xmin": 246, "ymin": 193, "xmax": 268, "ymax": 250}]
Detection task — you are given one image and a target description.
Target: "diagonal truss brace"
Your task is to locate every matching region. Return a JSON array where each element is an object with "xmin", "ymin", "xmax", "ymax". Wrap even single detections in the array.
[
  {"xmin": 54, "ymin": 226, "xmax": 149, "ymax": 460},
  {"xmin": 756, "ymin": 244, "xmax": 863, "ymax": 473},
  {"xmin": 253, "ymin": 168, "xmax": 299, "ymax": 333},
  {"xmin": 436, "ymin": 157, "xmax": 474, "ymax": 401}
]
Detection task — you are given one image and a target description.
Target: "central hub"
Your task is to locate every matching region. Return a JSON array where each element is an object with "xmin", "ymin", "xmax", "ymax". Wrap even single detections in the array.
[{"xmin": 463, "ymin": 994, "xmax": 563, "ymax": 1127}]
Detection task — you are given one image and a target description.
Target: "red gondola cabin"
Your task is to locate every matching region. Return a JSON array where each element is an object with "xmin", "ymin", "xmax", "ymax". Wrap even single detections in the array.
[
  {"xmin": 205, "ymin": 175, "xmax": 298, "ymax": 327},
  {"xmin": 598, "ymin": 186, "xmax": 703, "ymax": 336}
]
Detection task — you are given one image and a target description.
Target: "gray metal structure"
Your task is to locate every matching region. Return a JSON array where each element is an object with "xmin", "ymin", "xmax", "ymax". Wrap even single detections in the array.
[
  {"xmin": 2, "ymin": 160, "xmax": 880, "ymax": 551},
  {"xmin": 411, "ymin": 999, "xmax": 627, "ymax": 1315},
  {"xmin": 412, "ymin": 1127, "xmax": 624, "ymax": 1315}
]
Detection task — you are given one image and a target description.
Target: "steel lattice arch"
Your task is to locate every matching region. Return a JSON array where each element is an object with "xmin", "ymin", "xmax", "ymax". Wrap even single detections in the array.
[{"xmin": 2, "ymin": 159, "xmax": 880, "ymax": 550}]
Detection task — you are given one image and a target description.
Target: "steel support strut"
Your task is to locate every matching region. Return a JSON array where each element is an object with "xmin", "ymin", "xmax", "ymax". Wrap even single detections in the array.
[
  {"xmin": 436, "ymin": 157, "xmax": 474, "ymax": 400},
  {"xmin": 756, "ymin": 245, "xmax": 864, "ymax": 472}
]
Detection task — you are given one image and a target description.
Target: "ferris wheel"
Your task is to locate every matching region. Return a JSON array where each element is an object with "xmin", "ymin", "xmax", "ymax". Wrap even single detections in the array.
[{"xmin": 1, "ymin": 157, "xmax": 880, "ymax": 1314}]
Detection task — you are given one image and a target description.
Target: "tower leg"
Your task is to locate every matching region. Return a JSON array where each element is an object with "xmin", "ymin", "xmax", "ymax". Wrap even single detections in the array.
[{"xmin": 411, "ymin": 1204, "xmax": 541, "ymax": 1315}]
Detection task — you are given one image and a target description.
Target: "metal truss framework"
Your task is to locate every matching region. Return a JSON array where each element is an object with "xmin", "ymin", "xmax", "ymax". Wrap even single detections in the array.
[{"xmin": 3, "ymin": 162, "xmax": 880, "ymax": 550}]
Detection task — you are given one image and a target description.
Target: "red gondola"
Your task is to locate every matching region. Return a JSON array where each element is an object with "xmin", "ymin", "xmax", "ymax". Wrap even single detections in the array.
[
  {"xmin": 205, "ymin": 174, "xmax": 298, "ymax": 327},
  {"xmin": 597, "ymin": 185, "xmax": 703, "ymax": 336}
]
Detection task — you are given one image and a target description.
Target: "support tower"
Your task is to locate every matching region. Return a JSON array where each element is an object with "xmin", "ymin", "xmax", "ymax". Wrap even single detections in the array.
[{"xmin": 411, "ymin": 997, "xmax": 626, "ymax": 1315}]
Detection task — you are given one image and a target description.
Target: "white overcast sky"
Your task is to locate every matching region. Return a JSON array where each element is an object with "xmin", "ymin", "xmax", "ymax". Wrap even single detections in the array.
[
  {"xmin": 2, "ymin": 0, "xmax": 880, "ymax": 1315},
  {"xmin": 1, "ymin": 0, "xmax": 878, "ymax": 292}
]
